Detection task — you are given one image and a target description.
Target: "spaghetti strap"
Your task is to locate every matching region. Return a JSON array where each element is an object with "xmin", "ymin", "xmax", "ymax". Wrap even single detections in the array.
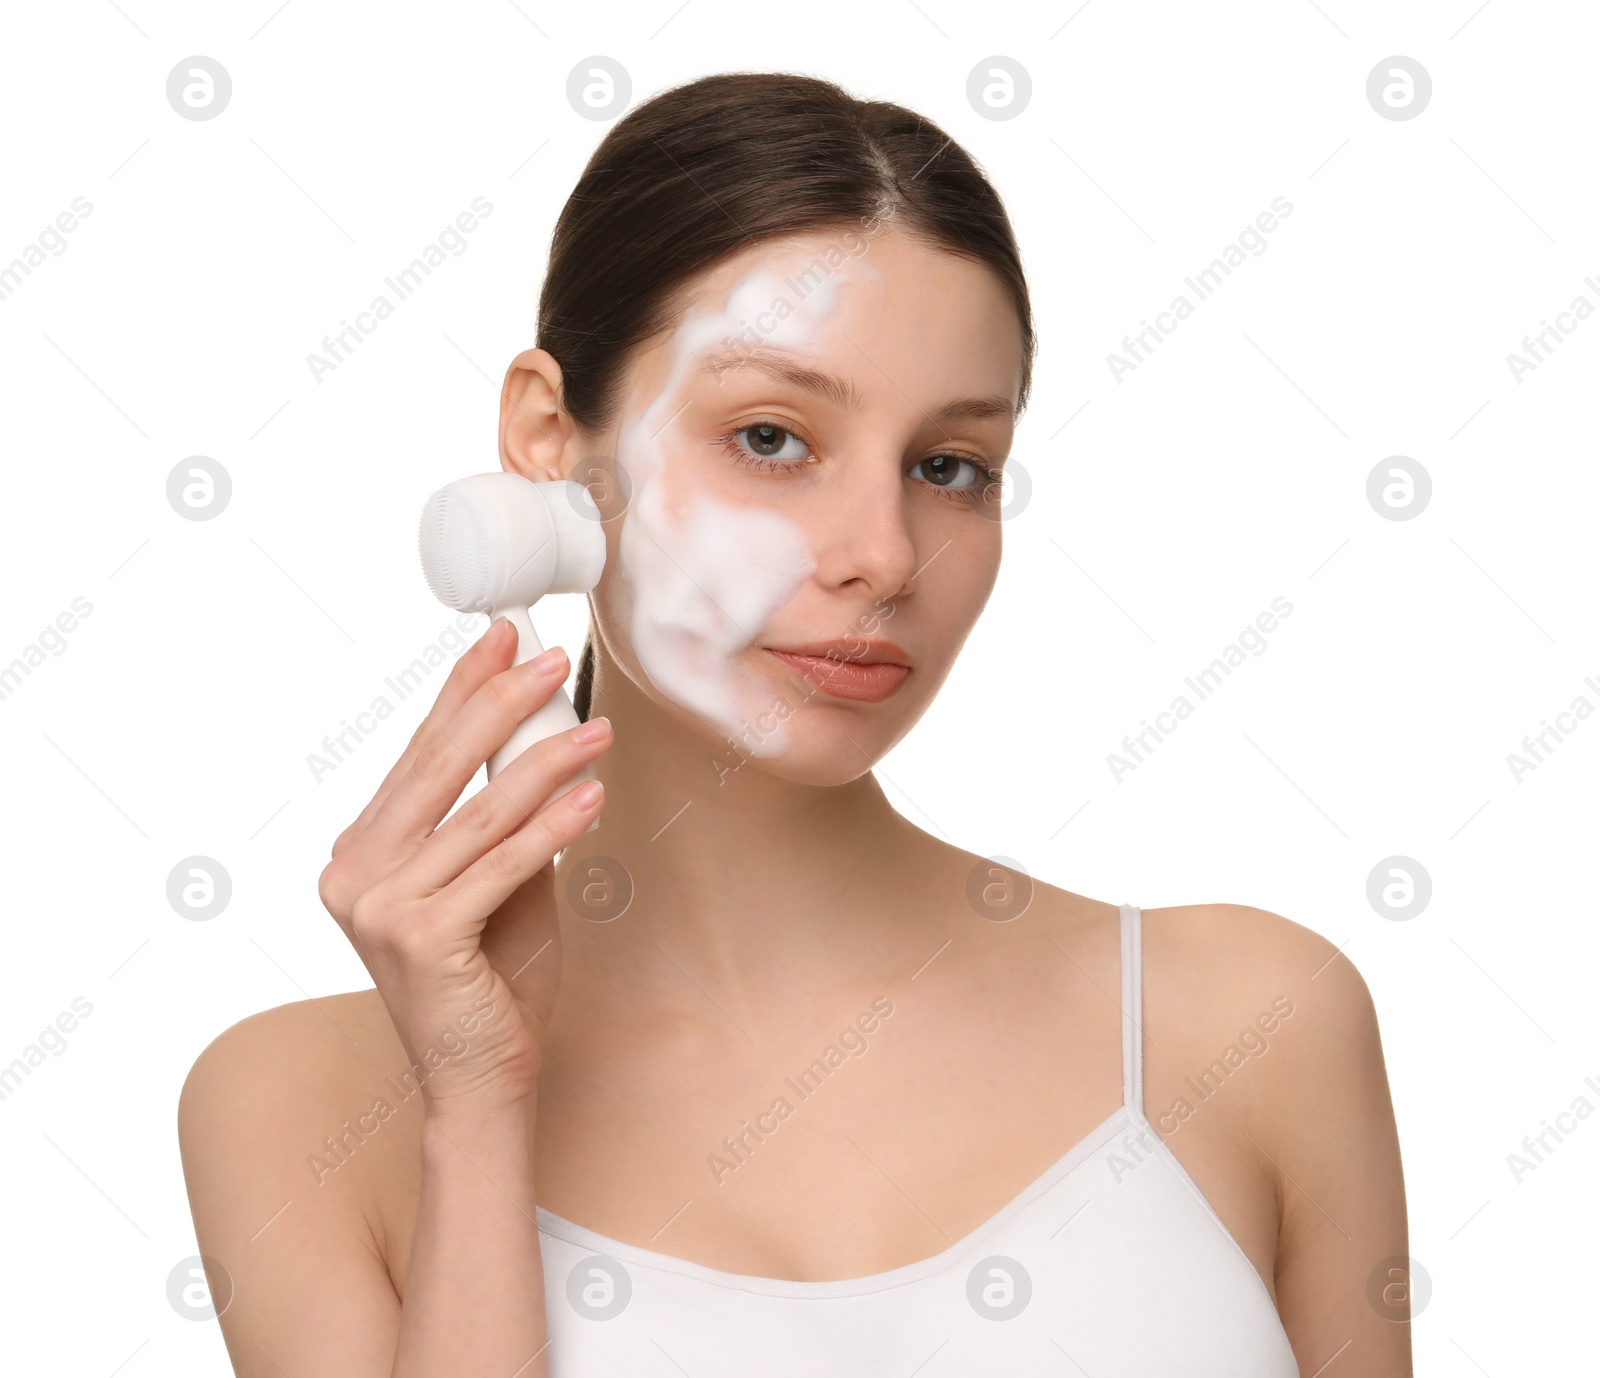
[{"xmin": 1120, "ymin": 903, "xmax": 1147, "ymax": 1124}]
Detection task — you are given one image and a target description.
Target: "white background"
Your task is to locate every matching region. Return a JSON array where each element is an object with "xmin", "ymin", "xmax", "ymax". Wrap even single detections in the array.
[{"xmin": 1, "ymin": 0, "xmax": 1594, "ymax": 1372}]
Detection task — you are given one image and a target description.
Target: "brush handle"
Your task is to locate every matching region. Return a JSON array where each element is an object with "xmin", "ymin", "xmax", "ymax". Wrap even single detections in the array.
[{"xmin": 486, "ymin": 605, "xmax": 598, "ymax": 827}]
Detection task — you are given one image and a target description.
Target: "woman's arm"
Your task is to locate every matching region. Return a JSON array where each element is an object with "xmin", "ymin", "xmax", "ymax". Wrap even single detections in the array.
[
  {"xmin": 178, "ymin": 1002, "xmax": 408, "ymax": 1377},
  {"xmin": 399, "ymin": 1099, "xmax": 547, "ymax": 1378},
  {"xmin": 177, "ymin": 1003, "xmax": 551, "ymax": 1377},
  {"xmin": 1264, "ymin": 924, "xmax": 1412, "ymax": 1375},
  {"xmin": 1190, "ymin": 904, "xmax": 1413, "ymax": 1376},
  {"xmin": 179, "ymin": 619, "xmax": 614, "ymax": 1375}
]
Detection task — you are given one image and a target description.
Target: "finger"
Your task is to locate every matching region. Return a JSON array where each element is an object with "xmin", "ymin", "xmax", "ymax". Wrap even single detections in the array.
[
  {"xmin": 331, "ymin": 618, "xmax": 520, "ymax": 857},
  {"xmin": 449, "ymin": 775, "xmax": 608, "ymax": 920},
  {"xmin": 402, "ymin": 716, "xmax": 613, "ymax": 896},
  {"xmin": 332, "ymin": 618, "xmax": 518, "ymax": 855},
  {"xmin": 361, "ymin": 646, "xmax": 575, "ymax": 860}
]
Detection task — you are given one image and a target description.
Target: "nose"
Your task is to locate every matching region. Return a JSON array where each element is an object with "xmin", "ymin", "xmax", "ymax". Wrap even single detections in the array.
[{"xmin": 807, "ymin": 451, "xmax": 920, "ymax": 606}]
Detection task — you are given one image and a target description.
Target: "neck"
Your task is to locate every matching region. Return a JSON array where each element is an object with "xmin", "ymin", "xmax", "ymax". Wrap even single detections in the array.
[{"xmin": 554, "ymin": 640, "xmax": 930, "ymax": 1014}]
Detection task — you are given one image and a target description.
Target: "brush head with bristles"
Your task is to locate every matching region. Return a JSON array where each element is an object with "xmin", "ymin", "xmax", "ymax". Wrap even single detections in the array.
[{"xmin": 419, "ymin": 472, "xmax": 605, "ymax": 613}]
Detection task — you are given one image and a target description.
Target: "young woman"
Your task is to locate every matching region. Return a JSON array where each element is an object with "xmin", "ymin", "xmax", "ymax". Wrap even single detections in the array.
[{"xmin": 179, "ymin": 72, "xmax": 1410, "ymax": 1377}]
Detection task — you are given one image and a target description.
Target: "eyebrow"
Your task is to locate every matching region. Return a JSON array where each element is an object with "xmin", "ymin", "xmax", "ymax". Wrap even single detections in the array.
[{"xmin": 700, "ymin": 345, "xmax": 1016, "ymax": 424}]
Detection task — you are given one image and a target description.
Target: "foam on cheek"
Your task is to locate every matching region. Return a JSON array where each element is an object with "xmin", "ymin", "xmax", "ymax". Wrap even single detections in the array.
[
  {"xmin": 627, "ymin": 480, "xmax": 816, "ymax": 754},
  {"xmin": 616, "ymin": 265, "xmax": 849, "ymax": 754}
]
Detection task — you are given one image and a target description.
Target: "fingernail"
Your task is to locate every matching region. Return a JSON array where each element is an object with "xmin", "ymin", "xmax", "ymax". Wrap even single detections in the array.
[
  {"xmin": 527, "ymin": 646, "xmax": 567, "ymax": 674},
  {"xmin": 571, "ymin": 780, "xmax": 604, "ymax": 808},
  {"xmin": 488, "ymin": 617, "xmax": 513, "ymax": 646},
  {"xmin": 572, "ymin": 715, "xmax": 610, "ymax": 743}
]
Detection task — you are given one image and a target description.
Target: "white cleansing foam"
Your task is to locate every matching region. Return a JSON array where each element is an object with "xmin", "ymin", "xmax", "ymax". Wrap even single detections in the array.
[{"xmin": 615, "ymin": 262, "xmax": 869, "ymax": 755}]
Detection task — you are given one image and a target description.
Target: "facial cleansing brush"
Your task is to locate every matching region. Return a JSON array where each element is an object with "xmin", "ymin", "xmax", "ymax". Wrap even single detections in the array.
[{"xmin": 418, "ymin": 473, "xmax": 607, "ymax": 805}]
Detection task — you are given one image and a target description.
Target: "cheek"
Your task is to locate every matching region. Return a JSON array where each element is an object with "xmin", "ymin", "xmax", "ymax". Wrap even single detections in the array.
[
  {"xmin": 615, "ymin": 445, "xmax": 817, "ymax": 755},
  {"xmin": 594, "ymin": 261, "xmax": 859, "ymax": 752},
  {"xmin": 910, "ymin": 529, "xmax": 999, "ymax": 668}
]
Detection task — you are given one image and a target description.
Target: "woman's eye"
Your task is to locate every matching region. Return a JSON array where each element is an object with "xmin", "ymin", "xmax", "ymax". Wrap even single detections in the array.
[
  {"xmin": 910, "ymin": 454, "xmax": 984, "ymax": 489},
  {"xmin": 737, "ymin": 424, "xmax": 809, "ymax": 462},
  {"xmin": 723, "ymin": 427, "xmax": 995, "ymax": 503}
]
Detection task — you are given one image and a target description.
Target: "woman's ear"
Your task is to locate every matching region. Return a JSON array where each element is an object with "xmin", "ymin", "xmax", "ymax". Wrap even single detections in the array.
[{"xmin": 499, "ymin": 347, "xmax": 576, "ymax": 481}]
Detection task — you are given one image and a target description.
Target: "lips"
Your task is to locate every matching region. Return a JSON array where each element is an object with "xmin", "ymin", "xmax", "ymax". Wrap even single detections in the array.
[{"xmin": 763, "ymin": 639, "xmax": 912, "ymax": 703}]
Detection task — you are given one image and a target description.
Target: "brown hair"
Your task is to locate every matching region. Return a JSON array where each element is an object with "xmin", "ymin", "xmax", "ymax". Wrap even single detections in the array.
[{"xmin": 535, "ymin": 71, "xmax": 1035, "ymax": 720}]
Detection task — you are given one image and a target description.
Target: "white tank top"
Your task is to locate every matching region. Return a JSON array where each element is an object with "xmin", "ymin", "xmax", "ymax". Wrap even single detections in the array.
[{"xmin": 536, "ymin": 904, "xmax": 1300, "ymax": 1375}]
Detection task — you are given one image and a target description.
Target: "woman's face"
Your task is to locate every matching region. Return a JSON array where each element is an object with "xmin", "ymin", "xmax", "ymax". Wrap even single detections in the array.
[{"xmin": 578, "ymin": 224, "xmax": 1023, "ymax": 786}]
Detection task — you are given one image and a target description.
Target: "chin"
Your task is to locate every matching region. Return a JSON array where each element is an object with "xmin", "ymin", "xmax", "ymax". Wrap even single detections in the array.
[
  {"xmin": 708, "ymin": 683, "xmax": 925, "ymax": 785},
  {"xmin": 712, "ymin": 725, "xmax": 900, "ymax": 788}
]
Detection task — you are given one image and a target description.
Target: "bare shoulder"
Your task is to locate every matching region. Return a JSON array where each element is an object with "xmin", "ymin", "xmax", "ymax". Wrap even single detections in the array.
[
  {"xmin": 1141, "ymin": 906, "xmax": 1407, "ymax": 1362},
  {"xmin": 1140, "ymin": 903, "xmax": 1401, "ymax": 1249},
  {"xmin": 1142, "ymin": 899, "xmax": 1342, "ymax": 968},
  {"xmin": 177, "ymin": 990, "xmax": 419, "ymax": 1372},
  {"xmin": 180, "ymin": 992, "xmax": 425, "ymax": 1376},
  {"xmin": 177, "ymin": 988, "xmax": 415, "ymax": 1246},
  {"xmin": 1140, "ymin": 901, "xmax": 1384, "ymax": 1070},
  {"xmin": 179, "ymin": 989, "xmax": 402, "ymax": 1139},
  {"xmin": 182, "ymin": 988, "xmax": 394, "ymax": 1068}
]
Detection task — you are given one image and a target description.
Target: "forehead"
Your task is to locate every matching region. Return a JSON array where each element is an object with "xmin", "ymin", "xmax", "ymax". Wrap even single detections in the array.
[{"xmin": 632, "ymin": 226, "xmax": 1023, "ymax": 416}]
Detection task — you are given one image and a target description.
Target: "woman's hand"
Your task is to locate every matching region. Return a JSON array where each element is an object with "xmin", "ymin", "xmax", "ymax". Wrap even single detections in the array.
[{"xmin": 316, "ymin": 617, "xmax": 612, "ymax": 1117}]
